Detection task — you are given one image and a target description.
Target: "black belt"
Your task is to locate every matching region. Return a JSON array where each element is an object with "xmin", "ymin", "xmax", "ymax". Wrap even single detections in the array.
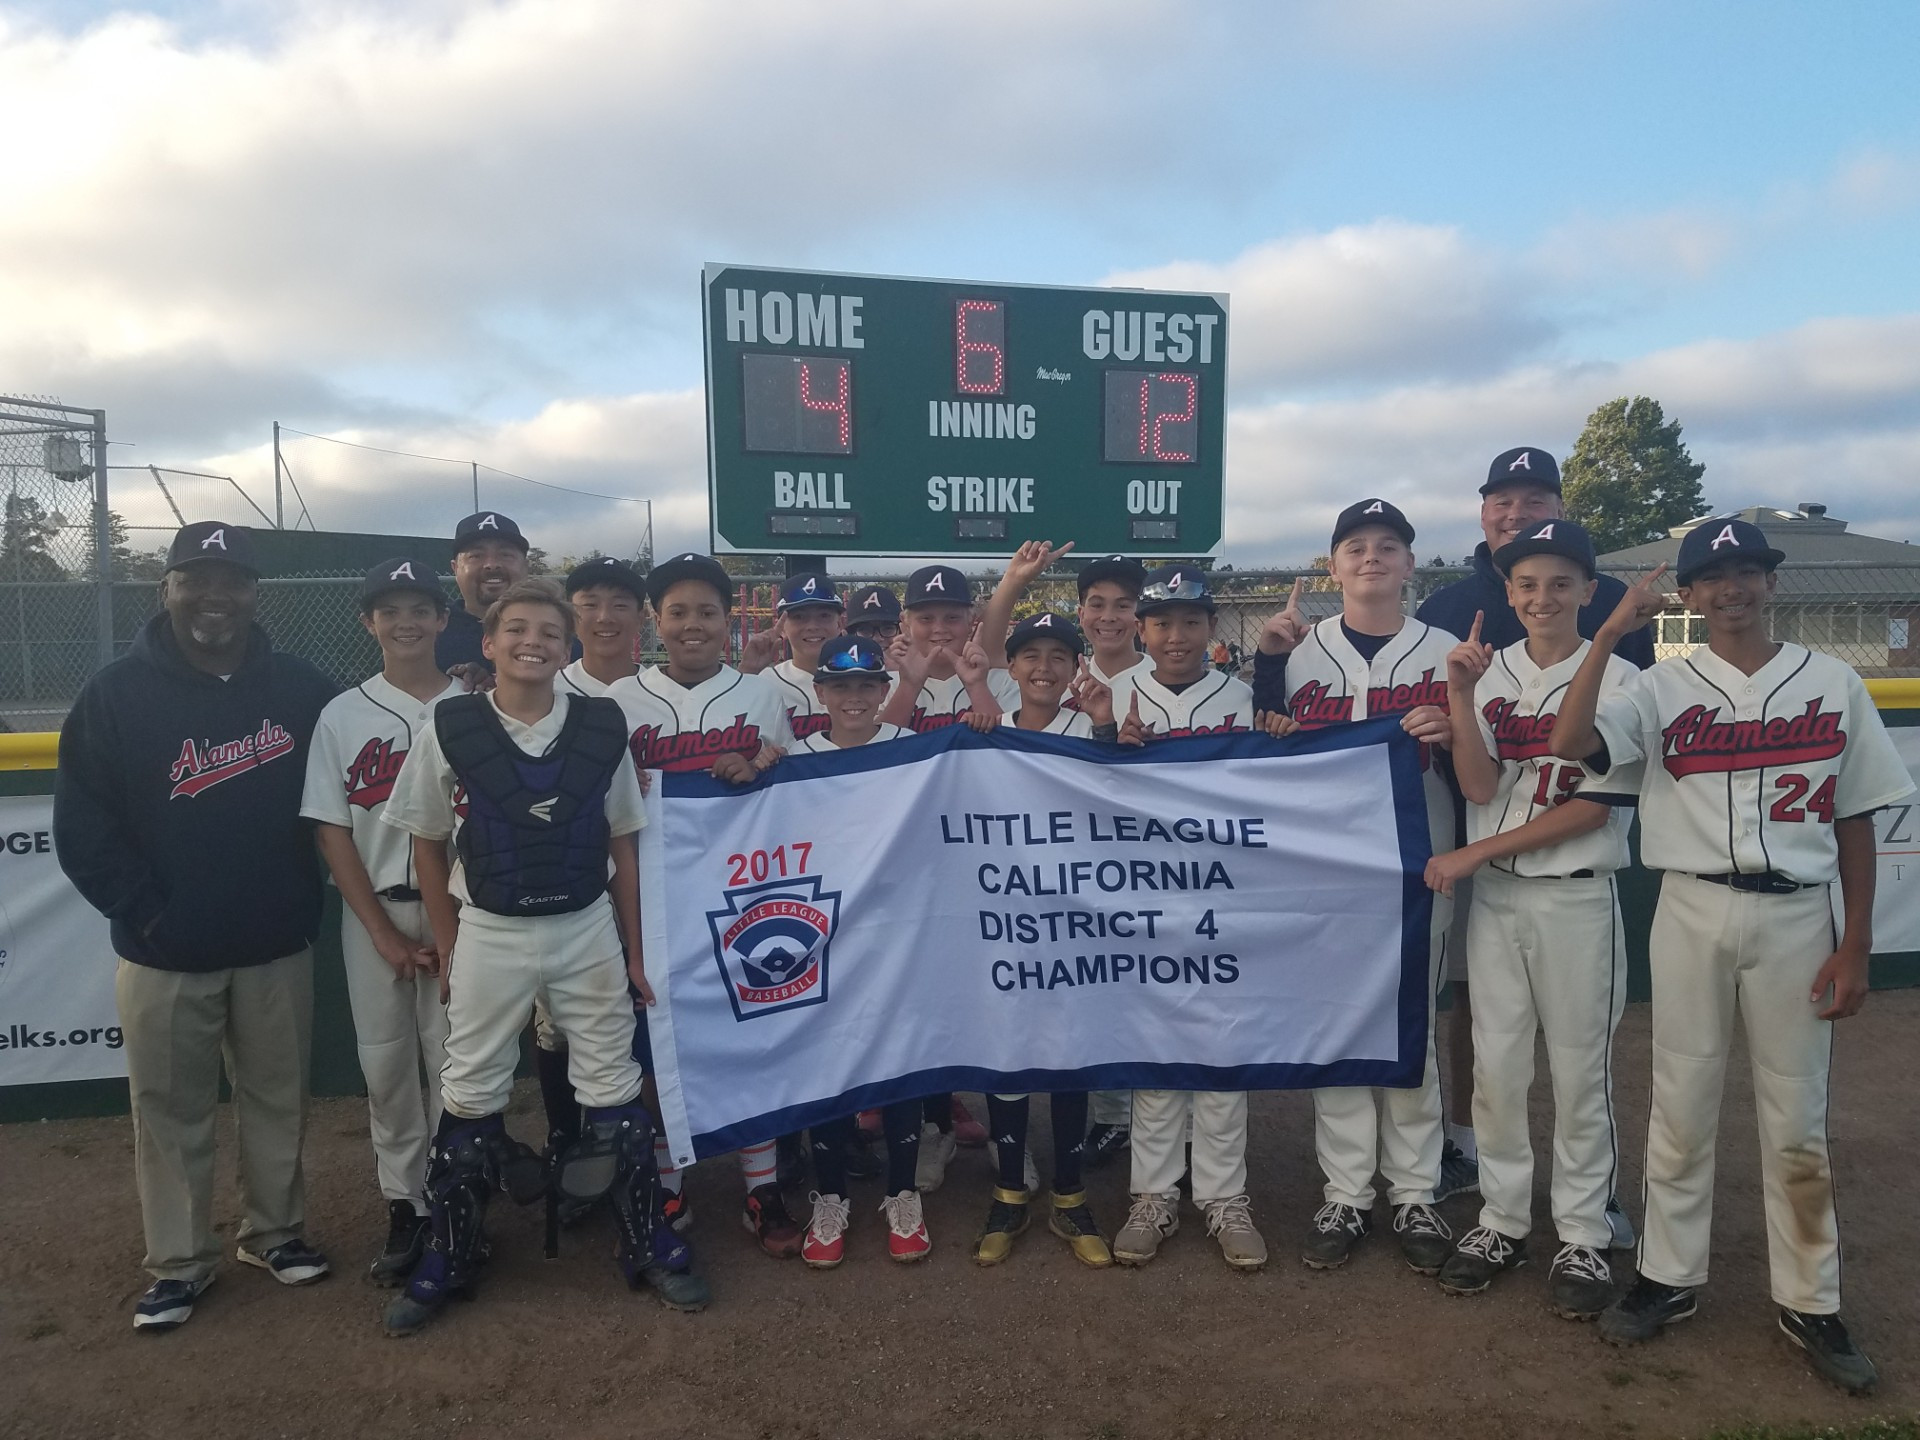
[
  {"xmin": 376, "ymin": 885, "xmax": 422, "ymax": 902},
  {"xmin": 1691, "ymin": 871, "xmax": 1822, "ymax": 895}
]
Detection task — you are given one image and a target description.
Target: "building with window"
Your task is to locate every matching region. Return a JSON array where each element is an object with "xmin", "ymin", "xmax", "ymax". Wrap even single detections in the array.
[{"xmin": 1599, "ymin": 504, "xmax": 1920, "ymax": 676}]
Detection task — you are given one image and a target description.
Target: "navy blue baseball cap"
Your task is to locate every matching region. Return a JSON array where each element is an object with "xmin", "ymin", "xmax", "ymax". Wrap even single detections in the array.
[
  {"xmin": 1331, "ymin": 497, "xmax": 1416, "ymax": 550},
  {"xmin": 1076, "ymin": 554, "xmax": 1148, "ymax": 599},
  {"xmin": 564, "ymin": 555, "xmax": 646, "ymax": 603},
  {"xmin": 812, "ymin": 634, "xmax": 890, "ymax": 681},
  {"xmin": 1676, "ymin": 517, "xmax": 1786, "ymax": 587},
  {"xmin": 904, "ymin": 564, "xmax": 971, "ymax": 608},
  {"xmin": 1480, "ymin": 446, "xmax": 1562, "ymax": 496},
  {"xmin": 847, "ymin": 584, "xmax": 901, "ymax": 624},
  {"xmin": 1006, "ymin": 611, "xmax": 1085, "ymax": 659},
  {"xmin": 452, "ymin": 510, "xmax": 528, "ymax": 553},
  {"xmin": 776, "ymin": 572, "xmax": 844, "ymax": 613},
  {"xmin": 1493, "ymin": 518, "xmax": 1597, "ymax": 578},
  {"xmin": 165, "ymin": 520, "xmax": 259, "ymax": 577},
  {"xmin": 1136, "ymin": 563, "xmax": 1217, "ymax": 616},
  {"xmin": 645, "ymin": 552, "xmax": 734, "ymax": 611},
  {"xmin": 360, "ymin": 556, "xmax": 447, "ymax": 609}
]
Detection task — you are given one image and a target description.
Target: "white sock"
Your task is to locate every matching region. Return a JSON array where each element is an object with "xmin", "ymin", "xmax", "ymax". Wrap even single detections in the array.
[
  {"xmin": 1446, "ymin": 1122, "xmax": 1478, "ymax": 1161},
  {"xmin": 738, "ymin": 1139, "xmax": 778, "ymax": 1190},
  {"xmin": 654, "ymin": 1136, "xmax": 683, "ymax": 1195}
]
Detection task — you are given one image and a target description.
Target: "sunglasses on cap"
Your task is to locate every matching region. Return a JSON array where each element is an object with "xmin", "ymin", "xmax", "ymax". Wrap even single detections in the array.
[
  {"xmin": 821, "ymin": 647, "xmax": 888, "ymax": 675},
  {"xmin": 1139, "ymin": 575, "xmax": 1212, "ymax": 605}
]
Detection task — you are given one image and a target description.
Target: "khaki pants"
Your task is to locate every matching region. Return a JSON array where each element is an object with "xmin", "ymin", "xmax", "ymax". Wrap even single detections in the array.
[
  {"xmin": 116, "ymin": 949, "xmax": 314, "ymax": 1283},
  {"xmin": 1639, "ymin": 874, "xmax": 1842, "ymax": 1312}
]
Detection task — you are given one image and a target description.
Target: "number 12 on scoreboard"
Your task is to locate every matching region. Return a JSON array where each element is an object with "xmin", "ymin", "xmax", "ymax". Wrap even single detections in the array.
[{"xmin": 1102, "ymin": 370, "xmax": 1201, "ymax": 464}]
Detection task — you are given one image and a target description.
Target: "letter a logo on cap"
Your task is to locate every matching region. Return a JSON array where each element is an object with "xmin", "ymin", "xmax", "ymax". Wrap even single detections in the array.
[
  {"xmin": 863, "ymin": 591, "xmax": 881, "ymax": 609},
  {"xmin": 478, "ymin": 513, "xmax": 499, "ymax": 530},
  {"xmin": 1534, "ymin": 523, "xmax": 1555, "ymax": 540},
  {"xmin": 1710, "ymin": 523, "xmax": 1740, "ymax": 551},
  {"xmin": 1363, "ymin": 500, "xmax": 1384, "ymax": 515},
  {"xmin": 802, "ymin": 577, "xmax": 817, "ymax": 594},
  {"xmin": 200, "ymin": 528, "xmax": 228, "ymax": 551},
  {"xmin": 1509, "ymin": 451, "xmax": 1532, "ymax": 472},
  {"xmin": 390, "ymin": 561, "xmax": 416, "ymax": 580},
  {"xmin": 1035, "ymin": 613, "xmax": 1054, "ymax": 627},
  {"xmin": 925, "ymin": 571, "xmax": 945, "ymax": 592}
]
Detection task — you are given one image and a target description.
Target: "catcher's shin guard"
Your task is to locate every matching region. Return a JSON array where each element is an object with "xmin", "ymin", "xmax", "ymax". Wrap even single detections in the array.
[{"xmin": 405, "ymin": 1114, "xmax": 506, "ymax": 1307}]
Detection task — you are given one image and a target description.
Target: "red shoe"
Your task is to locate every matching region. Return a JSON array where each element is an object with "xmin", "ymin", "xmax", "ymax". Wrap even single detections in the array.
[
  {"xmin": 950, "ymin": 1098, "xmax": 988, "ymax": 1148},
  {"xmin": 802, "ymin": 1192, "xmax": 850, "ymax": 1269},
  {"xmin": 855, "ymin": 1109, "xmax": 882, "ymax": 1137},
  {"xmin": 743, "ymin": 1183, "xmax": 803, "ymax": 1258},
  {"xmin": 662, "ymin": 1190, "xmax": 693, "ymax": 1234},
  {"xmin": 881, "ymin": 1190, "xmax": 932, "ymax": 1262}
]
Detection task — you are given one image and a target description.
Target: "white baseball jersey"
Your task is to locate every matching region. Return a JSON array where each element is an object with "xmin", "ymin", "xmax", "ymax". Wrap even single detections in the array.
[
  {"xmin": 795, "ymin": 723, "xmax": 907, "ymax": 753},
  {"xmin": 557, "ymin": 659, "xmax": 630, "ymax": 697},
  {"xmin": 1592, "ymin": 642, "xmax": 1914, "ymax": 884},
  {"xmin": 1107, "ymin": 667, "xmax": 1253, "ymax": 736},
  {"xmin": 610, "ymin": 664, "xmax": 796, "ymax": 773},
  {"xmin": 1003, "ymin": 708, "xmax": 1095, "ymax": 737},
  {"xmin": 301, "ymin": 673, "xmax": 462, "ymax": 891},
  {"xmin": 901, "ymin": 669, "xmax": 1020, "ymax": 733},
  {"xmin": 1470, "ymin": 639, "xmax": 1642, "ymax": 878},
  {"xmin": 767, "ymin": 657, "xmax": 898, "ymax": 740},
  {"xmin": 381, "ymin": 691, "xmax": 646, "ymax": 906},
  {"xmin": 1064, "ymin": 651, "xmax": 1148, "ymax": 714},
  {"xmin": 1283, "ymin": 616, "xmax": 1455, "ymax": 854}
]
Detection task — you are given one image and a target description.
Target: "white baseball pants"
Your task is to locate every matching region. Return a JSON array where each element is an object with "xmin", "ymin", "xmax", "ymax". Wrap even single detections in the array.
[
  {"xmin": 1467, "ymin": 871, "xmax": 1626, "ymax": 1247},
  {"xmin": 440, "ymin": 902, "xmax": 642, "ymax": 1119},
  {"xmin": 1129, "ymin": 1089, "xmax": 1247, "ymax": 1204},
  {"xmin": 339, "ymin": 897, "xmax": 449, "ymax": 1207},
  {"xmin": 1639, "ymin": 873, "xmax": 1843, "ymax": 1313},
  {"xmin": 1311, "ymin": 893, "xmax": 1450, "ymax": 1209},
  {"xmin": 1090, "ymin": 1090, "xmax": 1132, "ymax": 1127}
]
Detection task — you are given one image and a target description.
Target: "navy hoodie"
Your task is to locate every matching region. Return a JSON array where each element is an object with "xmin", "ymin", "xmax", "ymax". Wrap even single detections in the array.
[
  {"xmin": 1414, "ymin": 542, "xmax": 1656, "ymax": 670},
  {"xmin": 54, "ymin": 613, "xmax": 338, "ymax": 973}
]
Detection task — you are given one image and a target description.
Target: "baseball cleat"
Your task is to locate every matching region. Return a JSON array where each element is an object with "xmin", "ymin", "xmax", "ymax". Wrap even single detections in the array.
[
  {"xmin": 1084, "ymin": 1124, "xmax": 1130, "ymax": 1169},
  {"xmin": 661, "ymin": 1190, "xmax": 694, "ymax": 1234},
  {"xmin": 1547, "ymin": 1243, "xmax": 1615, "ymax": 1320},
  {"xmin": 1605, "ymin": 1195, "xmax": 1637, "ymax": 1251},
  {"xmin": 880, "ymin": 1189, "xmax": 932, "ymax": 1261},
  {"xmin": 1392, "ymin": 1203, "xmax": 1454, "ymax": 1274},
  {"xmin": 1300, "ymin": 1202, "xmax": 1372, "ymax": 1269},
  {"xmin": 949, "ymin": 1098, "xmax": 988, "ymax": 1147},
  {"xmin": 972, "ymin": 1187, "xmax": 1032, "ymax": 1266},
  {"xmin": 914, "ymin": 1123, "xmax": 958, "ymax": 1193},
  {"xmin": 1435, "ymin": 1140, "xmax": 1480, "ymax": 1203},
  {"xmin": 1113, "ymin": 1191, "xmax": 1180, "ymax": 1266},
  {"xmin": 1048, "ymin": 1191, "xmax": 1112, "ymax": 1268},
  {"xmin": 236, "ymin": 1238, "xmax": 330, "ymax": 1286},
  {"xmin": 1598, "ymin": 1277, "xmax": 1697, "ymax": 1345},
  {"xmin": 382, "ymin": 1291, "xmax": 444, "ymax": 1338},
  {"xmin": 133, "ymin": 1275, "xmax": 212, "ymax": 1333},
  {"xmin": 803, "ymin": 1192, "xmax": 851, "ymax": 1269},
  {"xmin": 842, "ymin": 1133, "xmax": 883, "ymax": 1181},
  {"xmin": 742, "ymin": 1183, "xmax": 803, "ymax": 1258},
  {"xmin": 1202, "ymin": 1193, "xmax": 1267, "ymax": 1271},
  {"xmin": 369, "ymin": 1200, "xmax": 429, "ymax": 1287},
  {"xmin": 1437, "ymin": 1226, "xmax": 1526, "ymax": 1295},
  {"xmin": 1778, "ymin": 1308, "xmax": 1877, "ymax": 1395}
]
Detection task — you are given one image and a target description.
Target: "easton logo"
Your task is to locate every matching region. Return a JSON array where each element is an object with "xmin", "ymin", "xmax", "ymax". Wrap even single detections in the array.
[
  {"xmin": 1660, "ymin": 700, "xmax": 1847, "ymax": 778},
  {"xmin": 344, "ymin": 736, "xmax": 407, "ymax": 809},
  {"xmin": 1288, "ymin": 670, "xmax": 1448, "ymax": 729},
  {"xmin": 1481, "ymin": 697, "xmax": 1557, "ymax": 761},
  {"xmin": 706, "ymin": 876, "xmax": 839, "ymax": 1021},
  {"xmin": 169, "ymin": 720, "xmax": 296, "ymax": 799},
  {"xmin": 528, "ymin": 797, "xmax": 557, "ymax": 823},
  {"xmin": 629, "ymin": 719, "xmax": 764, "ymax": 773}
]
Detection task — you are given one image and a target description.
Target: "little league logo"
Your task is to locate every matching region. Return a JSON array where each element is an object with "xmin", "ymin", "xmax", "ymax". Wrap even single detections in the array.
[{"xmin": 706, "ymin": 876, "xmax": 840, "ymax": 1021}]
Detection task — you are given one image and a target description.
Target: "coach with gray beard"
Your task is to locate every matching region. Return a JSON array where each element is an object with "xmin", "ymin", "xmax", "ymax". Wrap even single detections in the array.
[{"xmin": 54, "ymin": 521, "xmax": 338, "ymax": 1334}]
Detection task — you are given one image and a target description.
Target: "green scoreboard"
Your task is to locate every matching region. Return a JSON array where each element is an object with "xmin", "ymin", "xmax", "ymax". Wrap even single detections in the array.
[{"xmin": 702, "ymin": 263, "xmax": 1228, "ymax": 557}]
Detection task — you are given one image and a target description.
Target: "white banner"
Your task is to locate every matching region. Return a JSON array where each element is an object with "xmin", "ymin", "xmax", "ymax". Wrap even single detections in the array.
[
  {"xmin": 0, "ymin": 794, "xmax": 126, "ymax": 1084},
  {"xmin": 1870, "ymin": 727, "xmax": 1920, "ymax": 953},
  {"xmin": 639, "ymin": 721, "xmax": 1434, "ymax": 1166}
]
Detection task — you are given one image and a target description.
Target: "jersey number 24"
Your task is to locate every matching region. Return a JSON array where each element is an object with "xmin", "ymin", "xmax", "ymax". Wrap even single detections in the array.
[{"xmin": 1769, "ymin": 773, "xmax": 1837, "ymax": 824}]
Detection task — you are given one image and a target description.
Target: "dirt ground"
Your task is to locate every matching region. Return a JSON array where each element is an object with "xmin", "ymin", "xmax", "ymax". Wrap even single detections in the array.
[{"xmin": 3, "ymin": 994, "xmax": 1917, "ymax": 1440}]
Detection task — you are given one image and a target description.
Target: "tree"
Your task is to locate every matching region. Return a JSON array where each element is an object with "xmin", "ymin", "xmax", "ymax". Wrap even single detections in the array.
[
  {"xmin": 1561, "ymin": 396, "xmax": 1708, "ymax": 554},
  {"xmin": 1, "ymin": 493, "xmax": 66, "ymax": 581},
  {"xmin": 81, "ymin": 506, "xmax": 166, "ymax": 581}
]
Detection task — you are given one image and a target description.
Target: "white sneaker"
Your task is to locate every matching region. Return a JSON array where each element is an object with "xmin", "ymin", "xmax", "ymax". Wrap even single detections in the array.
[
  {"xmin": 802, "ymin": 1191, "xmax": 851, "ymax": 1268},
  {"xmin": 880, "ymin": 1189, "xmax": 932, "ymax": 1261},
  {"xmin": 915, "ymin": 1123, "xmax": 957, "ymax": 1192},
  {"xmin": 1113, "ymin": 1191, "xmax": 1180, "ymax": 1266},
  {"xmin": 1203, "ymin": 1193, "xmax": 1267, "ymax": 1270},
  {"xmin": 985, "ymin": 1140, "xmax": 1041, "ymax": 1193}
]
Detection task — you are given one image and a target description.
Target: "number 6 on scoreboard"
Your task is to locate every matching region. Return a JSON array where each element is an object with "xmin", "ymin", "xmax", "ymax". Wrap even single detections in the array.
[{"xmin": 955, "ymin": 299, "xmax": 1006, "ymax": 396}]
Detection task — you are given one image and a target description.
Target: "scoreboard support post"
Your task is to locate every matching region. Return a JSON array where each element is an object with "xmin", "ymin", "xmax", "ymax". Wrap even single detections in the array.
[{"xmin": 703, "ymin": 264, "xmax": 1228, "ymax": 560}]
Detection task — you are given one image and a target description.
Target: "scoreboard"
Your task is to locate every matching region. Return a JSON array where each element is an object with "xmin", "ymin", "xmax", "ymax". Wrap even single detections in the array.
[{"xmin": 702, "ymin": 263, "xmax": 1228, "ymax": 556}]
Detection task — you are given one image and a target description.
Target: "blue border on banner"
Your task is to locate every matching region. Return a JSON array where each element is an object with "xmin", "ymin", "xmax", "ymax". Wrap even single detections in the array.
[{"xmin": 660, "ymin": 718, "xmax": 1436, "ymax": 1160}]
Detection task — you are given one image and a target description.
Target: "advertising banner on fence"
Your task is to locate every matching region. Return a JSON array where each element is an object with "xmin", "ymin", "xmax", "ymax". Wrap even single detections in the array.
[
  {"xmin": 639, "ymin": 721, "xmax": 1434, "ymax": 1166},
  {"xmin": 0, "ymin": 795, "xmax": 125, "ymax": 1085},
  {"xmin": 1873, "ymin": 728, "xmax": 1920, "ymax": 953}
]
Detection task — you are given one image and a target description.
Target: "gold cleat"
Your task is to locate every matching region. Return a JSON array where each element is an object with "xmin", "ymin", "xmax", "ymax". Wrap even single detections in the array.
[
  {"xmin": 972, "ymin": 1186, "xmax": 1031, "ymax": 1266},
  {"xmin": 1049, "ymin": 1190, "xmax": 1114, "ymax": 1268}
]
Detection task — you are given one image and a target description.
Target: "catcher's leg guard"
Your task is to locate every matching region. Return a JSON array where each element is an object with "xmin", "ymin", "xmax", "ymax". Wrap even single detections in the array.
[{"xmin": 401, "ymin": 1114, "xmax": 503, "ymax": 1311}]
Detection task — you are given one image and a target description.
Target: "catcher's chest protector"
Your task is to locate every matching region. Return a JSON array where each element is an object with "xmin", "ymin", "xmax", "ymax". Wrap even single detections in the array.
[{"xmin": 436, "ymin": 693, "xmax": 630, "ymax": 917}]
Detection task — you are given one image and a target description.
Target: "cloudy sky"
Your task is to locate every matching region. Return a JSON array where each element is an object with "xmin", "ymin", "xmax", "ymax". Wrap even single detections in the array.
[{"xmin": 4, "ymin": 0, "xmax": 1918, "ymax": 565}]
